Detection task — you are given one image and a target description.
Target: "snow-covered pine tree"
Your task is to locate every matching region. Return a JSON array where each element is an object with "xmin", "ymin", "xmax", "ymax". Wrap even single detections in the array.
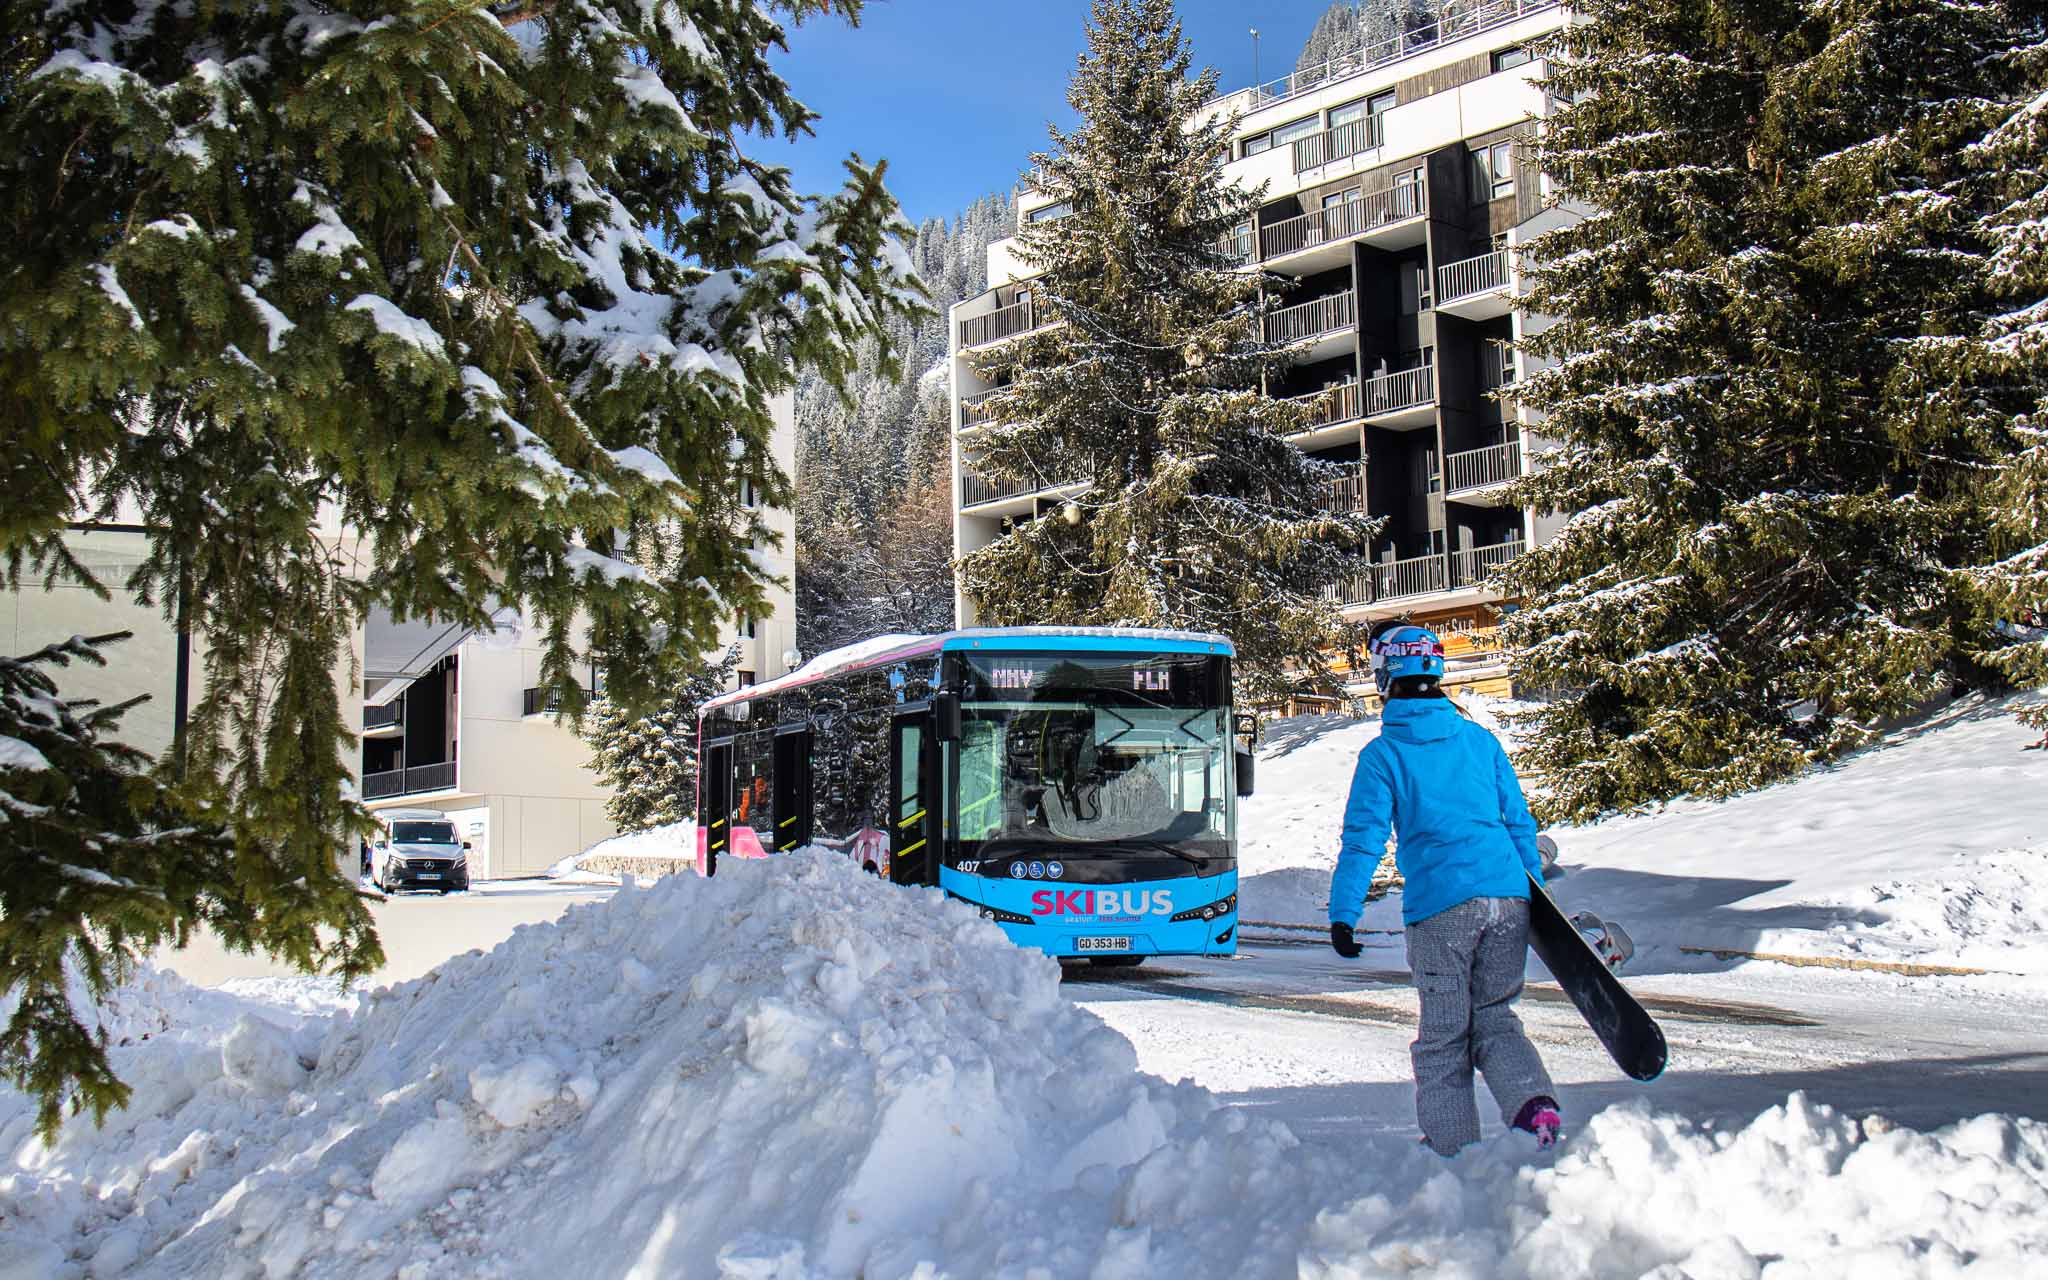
[
  {"xmin": 1964, "ymin": 23, "xmax": 2048, "ymax": 736},
  {"xmin": 0, "ymin": 634, "xmax": 242, "ymax": 1137},
  {"xmin": 2, "ymin": 1, "xmax": 920, "ymax": 1122},
  {"xmin": 1294, "ymin": 1, "xmax": 1438, "ymax": 77},
  {"xmin": 1501, "ymin": 0, "xmax": 2039, "ymax": 820},
  {"xmin": 796, "ymin": 190, "xmax": 1016, "ymax": 658},
  {"xmin": 583, "ymin": 644, "xmax": 740, "ymax": 833},
  {"xmin": 956, "ymin": 0, "xmax": 1376, "ymax": 701}
]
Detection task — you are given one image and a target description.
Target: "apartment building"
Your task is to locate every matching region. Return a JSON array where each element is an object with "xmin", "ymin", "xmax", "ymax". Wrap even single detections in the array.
[
  {"xmin": 358, "ymin": 392, "xmax": 800, "ymax": 877},
  {"xmin": 949, "ymin": 0, "xmax": 1572, "ymax": 699},
  {"xmin": 6, "ymin": 396, "xmax": 798, "ymax": 879}
]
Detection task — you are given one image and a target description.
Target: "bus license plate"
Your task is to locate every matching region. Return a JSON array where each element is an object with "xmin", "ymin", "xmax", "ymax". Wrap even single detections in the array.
[{"xmin": 1075, "ymin": 936, "xmax": 1130, "ymax": 953}]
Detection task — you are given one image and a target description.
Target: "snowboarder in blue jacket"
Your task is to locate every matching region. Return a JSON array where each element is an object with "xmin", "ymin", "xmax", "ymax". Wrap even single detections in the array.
[{"xmin": 1328, "ymin": 624, "xmax": 1562, "ymax": 1153}]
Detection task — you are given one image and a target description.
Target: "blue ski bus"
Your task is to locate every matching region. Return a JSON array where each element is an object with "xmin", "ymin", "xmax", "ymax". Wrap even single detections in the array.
[{"xmin": 694, "ymin": 628, "xmax": 1254, "ymax": 962}]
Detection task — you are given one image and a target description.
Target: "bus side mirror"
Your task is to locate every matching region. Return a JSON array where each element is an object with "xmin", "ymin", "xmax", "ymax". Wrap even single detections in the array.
[
  {"xmin": 1236, "ymin": 750, "xmax": 1256, "ymax": 798},
  {"xmin": 934, "ymin": 691, "xmax": 962, "ymax": 742}
]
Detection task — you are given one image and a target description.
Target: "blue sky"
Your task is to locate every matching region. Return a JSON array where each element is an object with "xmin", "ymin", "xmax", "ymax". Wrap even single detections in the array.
[{"xmin": 767, "ymin": 1, "xmax": 1345, "ymax": 225}]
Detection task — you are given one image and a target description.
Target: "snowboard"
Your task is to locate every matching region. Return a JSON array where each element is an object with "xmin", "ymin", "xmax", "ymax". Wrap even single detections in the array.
[{"xmin": 1526, "ymin": 873, "xmax": 1667, "ymax": 1081}]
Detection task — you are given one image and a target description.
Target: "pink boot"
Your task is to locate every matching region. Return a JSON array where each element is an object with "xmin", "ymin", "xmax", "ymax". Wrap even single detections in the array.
[{"xmin": 1512, "ymin": 1096, "xmax": 1564, "ymax": 1148}]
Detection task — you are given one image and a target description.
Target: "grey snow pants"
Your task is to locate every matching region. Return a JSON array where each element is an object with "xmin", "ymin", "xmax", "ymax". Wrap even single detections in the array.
[{"xmin": 1405, "ymin": 895, "xmax": 1555, "ymax": 1155}]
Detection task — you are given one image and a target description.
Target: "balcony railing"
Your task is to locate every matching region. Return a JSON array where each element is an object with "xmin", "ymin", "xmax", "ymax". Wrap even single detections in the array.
[
  {"xmin": 1445, "ymin": 439, "xmax": 1523, "ymax": 494},
  {"xmin": 1288, "ymin": 382, "xmax": 1360, "ymax": 430},
  {"xmin": 1258, "ymin": 181, "xmax": 1426, "ymax": 260},
  {"xmin": 523, "ymin": 685, "xmax": 599, "ymax": 717},
  {"xmin": 1218, "ymin": 228, "xmax": 1255, "ymax": 265},
  {"xmin": 959, "ymin": 297, "xmax": 1039, "ymax": 348},
  {"xmin": 961, "ymin": 464, "xmax": 1084, "ymax": 508},
  {"xmin": 1320, "ymin": 467, "xmax": 1367, "ymax": 514},
  {"xmin": 1374, "ymin": 552, "xmax": 1450, "ymax": 601},
  {"xmin": 1437, "ymin": 249, "xmax": 1511, "ymax": 304},
  {"xmin": 959, "ymin": 388, "xmax": 1005, "ymax": 427},
  {"xmin": 362, "ymin": 761, "xmax": 457, "ymax": 801},
  {"xmin": 363, "ymin": 703, "xmax": 401, "ymax": 731},
  {"xmin": 960, "ymin": 470, "xmax": 1036, "ymax": 507},
  {"xmin": 1266, "ymin": 291, "xmax": 1356, "ymax": 345},
  {"xmin": 1208, "ymin": 0, "xmax": 1560, "ymax": 112},
  {"xmin": 1292, "ymin": 115, "xmax": 1384, "ymax": 172},
  {"xmin": 1452, "ymin": 540, "xmax": 1526, "ymax": 586},
  {"xmin": 1362, "ymin": 363, "xmax": 1435, "ymax": 417},
  {"xmin": 1322, "ymin": 570, "xmax": 1376, "ymax": 607}
]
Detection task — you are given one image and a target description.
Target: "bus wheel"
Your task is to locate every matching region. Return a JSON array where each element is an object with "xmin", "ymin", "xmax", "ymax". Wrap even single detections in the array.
[{"xmin": 1089, "ymin": 956, "xmax": 1146, "ymax": 968}]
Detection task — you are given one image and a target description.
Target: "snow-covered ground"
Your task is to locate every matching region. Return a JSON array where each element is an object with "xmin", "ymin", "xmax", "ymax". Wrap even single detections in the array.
[
  {"xmin": 7, "ymin": 855, "xmax": 2047, "ymax": 1279},
  {"xmin": 8, "ymin": 696, "xmax": 2048, "ymax": 1276},
  {"xmin": 1241, "ymin": 694, "xmax": 2048, "ymax": 979}
]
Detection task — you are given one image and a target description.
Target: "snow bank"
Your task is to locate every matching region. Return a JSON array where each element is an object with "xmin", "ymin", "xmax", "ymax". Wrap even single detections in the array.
[
  {"xmin": 6, "ymin": 854, "xmax": 2046, "ymax": 1277},
  {"xmin": 545, "ymin": 820, "xmax": 697, "ymax": 880}
]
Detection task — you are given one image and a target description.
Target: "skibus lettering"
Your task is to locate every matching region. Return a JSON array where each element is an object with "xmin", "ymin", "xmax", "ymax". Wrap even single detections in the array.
[{"xmin": 1026, "ymin": 889, "xmax": 1175, "ymax": 918}]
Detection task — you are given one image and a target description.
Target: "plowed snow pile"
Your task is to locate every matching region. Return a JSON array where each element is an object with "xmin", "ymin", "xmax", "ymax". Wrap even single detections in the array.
[{"xmin": 5, "ymin": 854, "xmax": 2047, "ymax": 1278}]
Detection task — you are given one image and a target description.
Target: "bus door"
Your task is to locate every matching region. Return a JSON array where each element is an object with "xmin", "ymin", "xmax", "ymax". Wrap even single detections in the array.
[
  {"xmin": 771, "ymin": 725, "xmax": 813, "ymax": 853},
  {"xmin": 888, "ymin": 706, "xmax": 937, "ymax": 886},
  {"xmin": 700, "ymin": 739, "xmax": 733, "ymax": 876}
]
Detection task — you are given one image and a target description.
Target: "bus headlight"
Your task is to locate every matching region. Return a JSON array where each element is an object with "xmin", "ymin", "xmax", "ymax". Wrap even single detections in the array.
[{"xmin": 1171, "ymin": 894, "xmax": 1235, "ymax": 923}]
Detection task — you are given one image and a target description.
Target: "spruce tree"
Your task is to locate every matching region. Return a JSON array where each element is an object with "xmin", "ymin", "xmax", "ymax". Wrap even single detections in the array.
[
  {"xmin": 0, "ymin": 634, "xmax": 240, "ymax": 1137},
  {"xmin": 955, "ymin": 0, "xmax": 1376, "ymax": 701},
  {"xmin": 1501, "ymin": 0, "xmax": 2041, "ymax": 820},
  {"xmin": 1963, "ymin": 23, "xmax": 2048, "ymax": 735},
  {"xmin": 1, "ymin": 1, "xmax": 919, "ymax": 1121},
  {"xmin": 584, "ymin": 644, "xmax": 739, "ymax": 833}
]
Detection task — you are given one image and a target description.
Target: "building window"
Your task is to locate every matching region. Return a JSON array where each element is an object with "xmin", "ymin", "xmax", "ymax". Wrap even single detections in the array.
[
  {"xmin": 1491, "ymin": 46, "xmax": 1534, "ymax": 74},
  {"xmin": 739, "ymin": 476, "xmax": 760, "ymax": 509},
  {"xmin": 737, "ymin": 670, "xmax": 755, "ymax": 689},
  {"xmin": 1472, "ymin": 141, "xmax": 1515, "ymax": 203},
  {"xmin": 1241, "ymin": 115, "xmax": 1320, "ymax": 159},
  {"xmin": 1487, "ymin": 340, "xmax": 1518, "ymax": 389},
  {"xmin": 1392, "ymin": 167, "xmax": 1424, "ymax": 219},
  {"xmin": 738, "ymin": 615, "xmax": 758, "ymax": 641},
  {"xmin": 1026, "ymin": 201, "xmax": 1072, "ymax": 224},
  {"xmin": 1400, "ymin": 260, "xmax": 1432, "ymax": 315}
]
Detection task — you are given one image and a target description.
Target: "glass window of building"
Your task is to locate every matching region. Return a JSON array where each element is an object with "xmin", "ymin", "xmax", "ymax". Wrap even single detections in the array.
[{"xmin": 1492, "ymin": 46, "xmax": 1534, "ymax": 73}]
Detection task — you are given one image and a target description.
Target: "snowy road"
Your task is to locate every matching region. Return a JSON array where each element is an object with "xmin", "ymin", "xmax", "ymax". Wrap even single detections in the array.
[{"xmin": 1066, "ymin": 941, "xmax": 2048, "ymax": 1142}]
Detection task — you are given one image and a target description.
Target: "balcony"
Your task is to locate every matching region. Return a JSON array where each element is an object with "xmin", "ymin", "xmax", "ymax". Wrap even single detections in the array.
[
  {"xmin": 959, "ymin": 388, "xmax": 1005, "ymax": 428},
  {"xmin": 1445, "ymin": 439, "xmax": 1523, "ymax": 504},
  {"xmin": 1218, "ymin": 228, "xmax": 1255, "ymax": 265},
  {"xmin": 523, "ymin": 685, "xmax": 599, "ymax": 717},
  {"xmin": 1373, "ymin": 552, "xmax": 1452, "ymax": 601},
  {"xmin": 1258, "ymin": 181, "xmax": 1427, "ymax": 264},
  {"xmin": 1361, "ymin": 363, "xmax": 1436, "ymax": 426},
  {"xmin": 1285, "ymin": 383, "xmax": 1361, "ymax": 438},
  {"xmin": 1208, "ymin": 0, "xmax": 1561, "ymax": 113},
  {"xmin": 1436, "ymin": 249, "xmax": 1513, "ymax": 319},
  {"xmin": 959, "ymin": 297, "xmax": 1042, "ymax": 349},
  {"xmin": 1452, "ymin": 539, "xmax": 1526, "ymax": 586},
  {"xmin": 1292, "ymin": 115, "xmax": 1383, "ymax": 173},
  {"xmin": 362, "ymin": 702, "xmax": 403, "ymax": 737},
  {"xmin": 362, "ymin": 761, "xmax": 457, "ymax": 801},
  {"xmin": 961, "ymin": 465, "xmax": 1084, "ymax": 510},
  {"xmin": 1319, "ymin": 466, "xmax": 1367, "ymax": 515},
  {"xmin": 1266, "ymin": 291, "xmax": 1355, "ymax": 348}
]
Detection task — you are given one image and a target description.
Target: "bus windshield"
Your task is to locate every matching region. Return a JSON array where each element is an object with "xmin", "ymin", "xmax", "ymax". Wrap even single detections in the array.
[{"xmin": 955, "ymin": 651, "xmax": 1232, "ymax": 857}]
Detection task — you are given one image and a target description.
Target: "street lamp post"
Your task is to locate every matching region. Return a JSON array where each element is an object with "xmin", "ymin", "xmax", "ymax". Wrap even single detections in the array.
[{"xmin": 1250, "ymin": 27, "xmax": 1261, "ymax": 93}]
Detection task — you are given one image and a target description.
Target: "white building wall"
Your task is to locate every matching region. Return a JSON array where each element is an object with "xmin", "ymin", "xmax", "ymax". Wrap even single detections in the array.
[{"xmin": 363, "ymin": 390, "xmax": 803, "ymax": 876}]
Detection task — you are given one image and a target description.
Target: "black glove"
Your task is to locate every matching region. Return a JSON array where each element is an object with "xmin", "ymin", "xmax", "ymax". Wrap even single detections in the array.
[{"xmin": 1330, "ymin": 921, "xmax": 1363, "ymax": 959}]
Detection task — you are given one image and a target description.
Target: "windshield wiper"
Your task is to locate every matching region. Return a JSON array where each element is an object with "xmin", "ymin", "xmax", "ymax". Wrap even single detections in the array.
[{"xmin": 1103, "ymin": 838, "xmax": 1208, "ymax": 868}]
